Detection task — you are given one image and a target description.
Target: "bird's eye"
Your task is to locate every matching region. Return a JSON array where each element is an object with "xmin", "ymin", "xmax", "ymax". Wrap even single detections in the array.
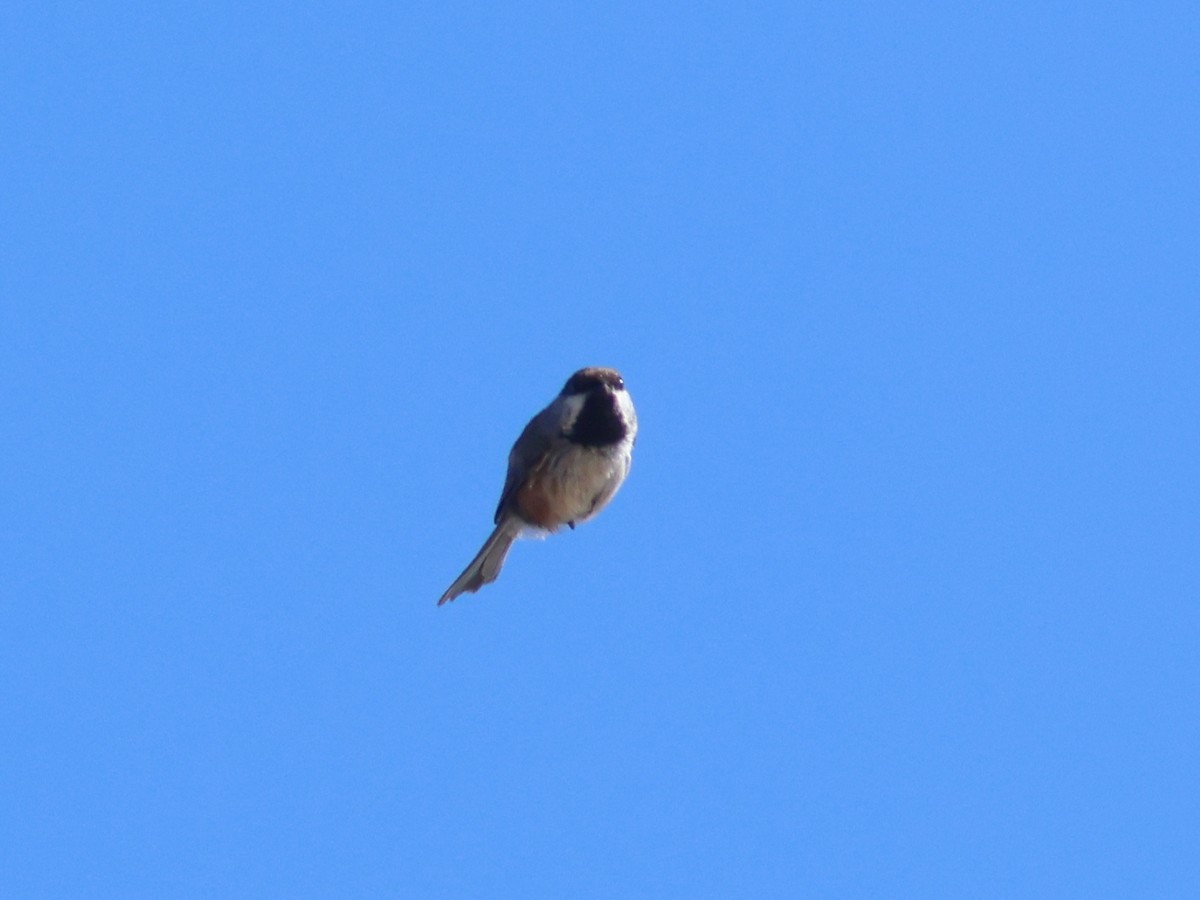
[{"xmin": 613, "ymin": 377, "xmax": 625, "ymax": 391}]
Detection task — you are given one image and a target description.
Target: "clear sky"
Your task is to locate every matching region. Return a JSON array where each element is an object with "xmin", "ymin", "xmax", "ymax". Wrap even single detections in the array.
[{"xmin": 3, "ymin": 2, "xmax": 1197, "ymax": 897}]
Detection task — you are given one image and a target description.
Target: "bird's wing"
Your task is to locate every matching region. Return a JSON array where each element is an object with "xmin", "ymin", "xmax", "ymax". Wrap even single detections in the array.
[{"xmin": 493, "ymin": 407, "xmax": 561, "ymax": 524}]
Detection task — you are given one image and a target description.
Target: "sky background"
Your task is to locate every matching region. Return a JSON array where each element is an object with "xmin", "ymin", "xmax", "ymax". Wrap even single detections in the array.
[{"xmin": 3, "ymin": 2, "xmax": 1198, "ymax": 897}]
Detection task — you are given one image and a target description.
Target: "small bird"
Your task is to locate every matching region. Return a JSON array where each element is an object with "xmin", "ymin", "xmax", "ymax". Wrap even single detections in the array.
[{"xmin": 438, "ymin": 367, "xmax": 638, "ymax": 605}]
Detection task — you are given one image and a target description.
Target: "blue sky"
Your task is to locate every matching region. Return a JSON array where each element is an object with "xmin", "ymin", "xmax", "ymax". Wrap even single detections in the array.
[{"xmin": 3, "ymin": 2, "xmax": 1197, "ymax": 896}]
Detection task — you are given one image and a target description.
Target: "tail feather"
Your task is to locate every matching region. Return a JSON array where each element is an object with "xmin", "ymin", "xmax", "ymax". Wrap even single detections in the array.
[{"xmin": 437, "ymin": 521, "xmax": 519, "ymax": 605}]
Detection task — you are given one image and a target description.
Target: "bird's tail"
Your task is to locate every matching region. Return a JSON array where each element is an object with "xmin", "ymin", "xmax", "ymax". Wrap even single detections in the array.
[{"xmin": 437, "ymin": 520, "xmax": 520, "ymax": 605}]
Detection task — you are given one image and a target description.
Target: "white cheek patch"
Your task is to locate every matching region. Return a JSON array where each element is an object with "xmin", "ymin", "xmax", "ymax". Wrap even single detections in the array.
[
  {"xmin": 560, "ymin": 392, "xmax": 586, "ymax": 434},
  {"xmin": 613, "ymin": 390, "xmax": 638, "ymax": 443}
]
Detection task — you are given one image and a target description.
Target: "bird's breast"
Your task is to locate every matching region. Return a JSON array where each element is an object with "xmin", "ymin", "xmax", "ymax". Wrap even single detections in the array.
[{"xmin": 514, "ymin": 444, "xmax": 630, "ymax": 530}]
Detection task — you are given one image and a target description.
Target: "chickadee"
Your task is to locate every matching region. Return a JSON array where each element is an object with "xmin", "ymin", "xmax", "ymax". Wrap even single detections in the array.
[{"xmin": 438, "ymin": 367, "xmax": 638, "ymax": 605}]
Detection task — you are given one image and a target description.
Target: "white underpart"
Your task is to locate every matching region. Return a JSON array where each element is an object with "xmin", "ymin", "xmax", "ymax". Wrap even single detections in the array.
[{"xmin": 564, "ymin": 386, "xmax": 638, "ymax": 525}]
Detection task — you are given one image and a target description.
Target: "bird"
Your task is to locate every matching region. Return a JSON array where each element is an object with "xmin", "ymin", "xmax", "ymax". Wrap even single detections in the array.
[{"xmin": 438, "ymin": 366, "xmax": 638, "ymax": 605}]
